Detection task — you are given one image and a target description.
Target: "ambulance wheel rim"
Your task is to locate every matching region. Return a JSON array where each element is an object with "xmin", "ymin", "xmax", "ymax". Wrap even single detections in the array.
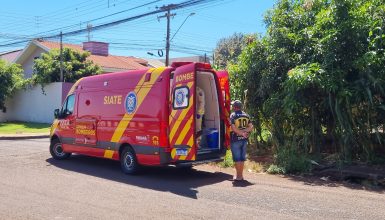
[
  {"xmin": 53, "ymin": 143, "xmax": 65, "ymax": 157},
  {"xmin": 124, "ymin": 152, "xmax": 134, "ymax": 169}
]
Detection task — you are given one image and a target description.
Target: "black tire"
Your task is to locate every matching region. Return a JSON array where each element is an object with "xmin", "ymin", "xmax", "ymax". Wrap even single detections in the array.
[
  {"xmin": 120, "ymin": 146, "xmax": 139, "ymax": 174},
  {"xmin": 50, "ymin": 138, "xmax": 71, "ymax": 160}
]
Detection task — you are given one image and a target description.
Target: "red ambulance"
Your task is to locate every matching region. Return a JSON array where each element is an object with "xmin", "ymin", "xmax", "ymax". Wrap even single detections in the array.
[{"xmin": 50, "ymin": 62, "xmax": 231, "ymax": 174}]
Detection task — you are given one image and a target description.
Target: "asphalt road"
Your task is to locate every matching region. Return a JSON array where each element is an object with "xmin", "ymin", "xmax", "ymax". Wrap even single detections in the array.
[{"xmin": 0, "ymin": 139, "xmax": 384, "ymax": 220}]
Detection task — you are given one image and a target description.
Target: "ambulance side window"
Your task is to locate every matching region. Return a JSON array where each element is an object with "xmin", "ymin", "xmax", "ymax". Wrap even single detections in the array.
[
  {"xmin": 173, "ymin": 86, "xmax": 189, "ymax": 109},
  {"xmin": 61, "ymin": 94, "xmax": 75, "ymax": 117}
]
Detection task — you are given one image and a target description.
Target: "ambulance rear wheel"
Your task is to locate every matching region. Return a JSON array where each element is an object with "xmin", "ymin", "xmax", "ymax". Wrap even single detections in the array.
[
  {"xmin": 120, "ymin": 147, "xmax": 139, "ymax": 174},
  {"xmin": 50, "ymin": 138, "xmax": 71, "ymax": 160}
]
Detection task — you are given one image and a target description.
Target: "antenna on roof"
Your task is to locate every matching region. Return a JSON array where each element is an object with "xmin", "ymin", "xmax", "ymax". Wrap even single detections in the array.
[{"xmin": 87, "ymin": 24, "xmax": 93, "ymax": 42}]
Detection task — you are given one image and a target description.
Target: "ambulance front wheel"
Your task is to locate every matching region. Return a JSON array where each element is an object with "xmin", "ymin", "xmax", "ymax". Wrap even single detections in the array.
[
  {"xmin": 50, "ymin": 138, "xmax": 71, "ymax": 160},
  {"xmin": 120, "ymin": 146, "xmax": 139, "ymax": 174}
]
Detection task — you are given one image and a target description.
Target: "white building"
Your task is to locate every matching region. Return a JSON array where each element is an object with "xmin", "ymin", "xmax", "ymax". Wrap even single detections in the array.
[{"xmin": 0, "ymin": 40, "xmax": 149, "ymax": 123}]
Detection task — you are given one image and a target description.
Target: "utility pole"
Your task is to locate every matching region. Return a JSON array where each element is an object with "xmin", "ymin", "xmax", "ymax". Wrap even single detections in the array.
[
  {"xmin": 87, "ymin": 24, "xmax": 93, "ymax": 42},
  {"xmin": 158, "ymin": 5, "xmax": 176, "ymax": 66},
  {"xmin": 60, "ymin": 31, "xmax": 64, "ymax": 82}
]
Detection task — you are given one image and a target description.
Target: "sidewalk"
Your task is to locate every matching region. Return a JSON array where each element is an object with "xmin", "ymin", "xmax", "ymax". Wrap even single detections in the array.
[{"xmin": 0, "ymin": 132, "xmax": 49, "ymax": 140}]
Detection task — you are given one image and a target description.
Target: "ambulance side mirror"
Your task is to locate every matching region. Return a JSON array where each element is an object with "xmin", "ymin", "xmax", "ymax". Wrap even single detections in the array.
[{"xmin": 54, "ymin": 109, "xmax": 60, "ymax": 119}]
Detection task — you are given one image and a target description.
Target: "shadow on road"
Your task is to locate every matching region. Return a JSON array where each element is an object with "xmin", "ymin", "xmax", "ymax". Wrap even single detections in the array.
[
  {"xmin": 46, "ymin": 155, "xmax": 232, "ymax": 199},
  {"xmin": 232, "ymin": 180, "xmax": 254, "ymax": 187},
  {"xmin": 283, "ymin": 174, "xmax": 385, "ymax": 193}
]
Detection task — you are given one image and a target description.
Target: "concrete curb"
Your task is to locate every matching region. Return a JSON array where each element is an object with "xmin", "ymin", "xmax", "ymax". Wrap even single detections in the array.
[{"xmin": 0, "ymin": 135, "xmax": 50, "ymax": 140}]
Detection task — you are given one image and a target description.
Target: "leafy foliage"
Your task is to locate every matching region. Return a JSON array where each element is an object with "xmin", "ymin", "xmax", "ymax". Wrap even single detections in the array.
[
  {"xmin": 266, "ymin": 164, "xmax": 285, "ymax": 174},
  {"xmin": 219, "ymin": 150, "xmax": 235, "ymax": 168},
  {"xmin": 213, "ymin": 33, "xmax": 247, "ymax": 69},
  {"xmin": 0, "ymin": 60, "xmax": 26, "ymax": 110},
  {"xmin": 32, "ymin": 48, "xmax": 102, "ymax": 86},
  {"xmin": 230, "ymin": 0, "xmax": 385, "ymax": 171}
]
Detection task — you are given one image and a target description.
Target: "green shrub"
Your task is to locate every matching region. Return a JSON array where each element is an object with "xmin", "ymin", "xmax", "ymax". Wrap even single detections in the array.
[
  {"xmin": 0, "ymin": 60, "xmax": 26, "ymax": 110},
  {"xmin": 275, "ymin": 145, "xmax": 312, "ymax": 174},
  {"xmin": 267, "ymin": 164, "xmax": 285, "ymax": 174},
  {"xmin": 219, "ymin": 150, "xmax": 234, "ymax": 168}
]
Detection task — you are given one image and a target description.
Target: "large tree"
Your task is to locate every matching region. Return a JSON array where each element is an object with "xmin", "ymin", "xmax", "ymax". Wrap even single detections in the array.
[
  {"xmin": 0, "ymin": 60, "xmax": 25, "ymax": 111},
  {"xmin": 33, "ymin": 48, "xmax": 102, "ymax": 85},
  {"xmin": 232, "ymin": 0, "xmax": 385, "ymax": 172},
  {"xmin": 213, "ymin": 33, "xmax": 247, "ymax": 69}
]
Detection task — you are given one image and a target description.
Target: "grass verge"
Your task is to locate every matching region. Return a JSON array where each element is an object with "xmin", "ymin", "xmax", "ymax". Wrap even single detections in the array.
[
  {"xmin": 0, "ymin": 121, "xmax": 50, "ymax": 134},
  {"xmin": 217, "ymin": 149, "xmax": 271, "ymax": 173}
]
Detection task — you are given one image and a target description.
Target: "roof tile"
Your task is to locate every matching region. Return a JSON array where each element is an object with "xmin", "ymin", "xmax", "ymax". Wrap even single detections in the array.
[{"xmin": 38, "ymin": 41, "xmax": 147, "ymax": 71}]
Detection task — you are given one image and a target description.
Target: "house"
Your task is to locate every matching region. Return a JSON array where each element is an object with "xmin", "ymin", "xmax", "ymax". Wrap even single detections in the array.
[
  {"xmin": 142, "ymin": 57, "xmax": 165, "ymax": 68},
  {"xmin": 0, "ymin": 49, "xmax": 22, "ymax": 63},
  {"xmin": 14, "ymin": 40, "xmax": 149, "ymax": 78},
  {"xmin": 0, "ymin": 40, "xmax": 150, "ymax": 124}
]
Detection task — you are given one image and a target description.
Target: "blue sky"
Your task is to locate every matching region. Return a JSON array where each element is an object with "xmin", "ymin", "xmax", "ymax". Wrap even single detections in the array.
[{"xmin": 0, "ymin": 0, "xmax": 276, "ymax": 59}]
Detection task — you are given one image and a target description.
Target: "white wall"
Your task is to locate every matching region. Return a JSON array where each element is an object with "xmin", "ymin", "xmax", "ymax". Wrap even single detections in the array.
[
  {"xmin": 22, "ymin": 47, "xmax": 46, "ymax": 78},
  {"xmin": 0, "ymin": 82, "xmax": 72, "ymax": 123}
]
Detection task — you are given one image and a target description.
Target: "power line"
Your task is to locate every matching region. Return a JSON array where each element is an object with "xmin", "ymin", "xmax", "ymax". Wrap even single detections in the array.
[
  {"xmin": 1, "ymin": 0, "xmax": 223, "ymax": 42},
  {"xmin": 0, "ymin": 0, "xmax": 225, "ymax": 58},
  {"xmin": 0, "ymin": 1, "xmax": 162, "ymax": 46},
  {"xmin": 37, "ymin": 0, "xmax": 163, "ymax": 38},
  {"xmin": 0, "ymin": 0, "xmax": 147, "ymax": 35},
  {"xmin": 42, "ymin": 0, "xmax": 218, "ymax": 39},
  {"xmin": 0, "ymin": 0, "xmax": 160, "ymax": 38}
]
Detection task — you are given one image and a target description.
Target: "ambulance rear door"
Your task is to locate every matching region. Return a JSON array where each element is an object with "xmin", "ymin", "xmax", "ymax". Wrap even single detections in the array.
[
  {"xmin": 169, "ymin": 63, "xmax": 197, "ymax": 161},
  {"xmin": 216, "ymin": 70, "xmax": 231, "ymax": 149}
]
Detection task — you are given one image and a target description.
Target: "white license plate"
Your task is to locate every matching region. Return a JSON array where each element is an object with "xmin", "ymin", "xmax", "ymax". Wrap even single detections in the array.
[{"xmin": 176, "ymin": 148, "xmax": 188, "ymax": 156}]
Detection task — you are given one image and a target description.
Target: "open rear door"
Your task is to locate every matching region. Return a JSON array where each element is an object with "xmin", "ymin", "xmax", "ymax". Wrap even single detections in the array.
[
  {"xmin": 216, "ymin": 71, "xmax": 231, "ymax": 149},
  {"xmin": 169, "ymin": 63, "xmax": 197, "ymax": 161}
]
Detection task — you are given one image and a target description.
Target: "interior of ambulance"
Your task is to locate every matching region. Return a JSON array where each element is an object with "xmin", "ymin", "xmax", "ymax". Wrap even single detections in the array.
[{"xmin": 196, "ymin": 71, "xmax": 221, "ymax": 152}]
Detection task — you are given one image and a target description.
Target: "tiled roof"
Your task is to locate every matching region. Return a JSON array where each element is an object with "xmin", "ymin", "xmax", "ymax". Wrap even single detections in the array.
[
  {"xmin": 0, "ymin": 49, "xmax": 22, "ymax": 63},
  {"xmin": 37, "ymin": 41, "xmax": 148, "ymax": 71}
]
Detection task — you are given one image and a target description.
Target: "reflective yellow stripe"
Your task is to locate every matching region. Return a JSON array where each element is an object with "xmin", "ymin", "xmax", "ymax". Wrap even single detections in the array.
[
  {"xmin": 111, "ymin": 67, "xmax": 166, "ymax": 143},
  {"xmin": 104, "ymin": 150, "xmax": 114, "ymax": 158},
  {"xmin": 50, "ymin": 119, "xmax": 59, "ymax": 137},
  {"xmin": 177, "ymin": 136, "xmax": 194, "ymax": 161},
  {"xmin": 187, "ymin": 134, "xmax": 193, "ymax": 146},
  {"xmin": 67, "ymin": 78, "xmax": 83, "ymax": 96},
  {"xmin": 171, "ymin": 148, "xmax": 176, "ymax": 159},
  {"xmin": 179, "ymin": 154, "xmax": 187, "ymax": 160},
  {"xmin": 175, "ymin": 115, "xmax": 193, "ymax": 145},
  {"xmin": 169, "ymin": 82, "xmax": 194, "ymax": 141}
]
